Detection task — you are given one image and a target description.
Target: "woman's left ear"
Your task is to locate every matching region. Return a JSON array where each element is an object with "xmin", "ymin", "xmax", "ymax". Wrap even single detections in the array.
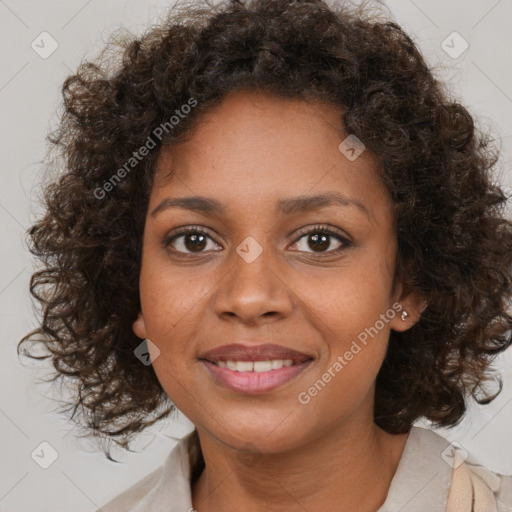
[
  {"xmin": 389, "ymin": 287, "xmax": 427, "ymax": 333},
  {"xmin": 132, "ymin": 311, "xmax": 148, "ymax": 339}
]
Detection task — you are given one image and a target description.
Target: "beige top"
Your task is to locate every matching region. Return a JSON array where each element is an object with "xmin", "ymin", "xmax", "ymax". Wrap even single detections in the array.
[{"xmin": 97, "ymin": 426, "xmax": 512, "ymax": 512}]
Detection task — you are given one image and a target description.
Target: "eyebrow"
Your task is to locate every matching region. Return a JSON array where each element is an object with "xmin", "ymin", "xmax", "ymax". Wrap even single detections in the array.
[{"xmin": 150, "ymin": 192, "xmax": 369, "ymax": 218}]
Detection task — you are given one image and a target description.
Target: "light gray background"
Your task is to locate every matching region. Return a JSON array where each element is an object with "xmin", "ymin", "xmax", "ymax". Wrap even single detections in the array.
[{"xmin": 1, "ymin": 1, "xmax": 511, "ymax": 510}]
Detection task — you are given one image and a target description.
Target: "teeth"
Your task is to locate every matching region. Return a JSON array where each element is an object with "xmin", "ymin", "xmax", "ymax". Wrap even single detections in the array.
[
  {"xmin": 235, "ymin": 361, "xmax": 253, "ymax": 372},
  {"xmin": 254, "ymin": 360, "xmax": 272, "ymax": 372},
  {"xmin": 216, "ymin": 359, "xmax": 295, "ymax": 372}
]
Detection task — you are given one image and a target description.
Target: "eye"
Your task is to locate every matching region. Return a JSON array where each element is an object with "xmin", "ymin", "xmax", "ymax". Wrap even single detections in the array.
[
  {"xmin": 162, "ymin": 226, "xmax": 221, "ymax": 256},
  {"xmin": 162, "ymin": 224, "xmax": 352, "ymax": 257},
  {"xmin": 290, "ymin": 225, "xmax": 351, "ymax": 254}
]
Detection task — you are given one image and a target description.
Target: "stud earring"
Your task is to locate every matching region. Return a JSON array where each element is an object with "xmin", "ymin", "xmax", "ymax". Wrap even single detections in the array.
[{"xmin": 401, "ymin": 310, "xmax": 409, "ymax": 321}]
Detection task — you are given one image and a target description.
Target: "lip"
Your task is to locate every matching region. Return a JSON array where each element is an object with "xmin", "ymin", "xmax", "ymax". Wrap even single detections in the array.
[
  {"xmin": 201, "ymin": 359, "xmax": 313, "ymax": 394},
  {"xmin": 198, "ymin": 343, "xmax": 314, "ymax": 394},
  {"xmin": 198, "ymin": 343, "xmax": 312, "ymax": 363}
]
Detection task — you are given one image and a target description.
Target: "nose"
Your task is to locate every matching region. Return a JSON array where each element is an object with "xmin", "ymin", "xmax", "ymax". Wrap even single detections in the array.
[{"xmin": 212, "ymin": 237, "xmax": 294, "ymax": 325}]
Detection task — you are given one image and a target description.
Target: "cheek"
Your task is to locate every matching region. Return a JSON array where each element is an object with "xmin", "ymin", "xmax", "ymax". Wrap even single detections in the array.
[
  {"xmin": 139, "ymin": 253, "xmax": 211, "ymax": 340},
  {"xmin": 306, "ymin": 262, "xmax": 393, "ymax": 336},
  {"xmin": 300, "ymin": 259, "xmax": 394, "ymax": 389},
  {"xmin": 137, "ymin": 250, "xmax": 220, "ymax": 405},
  {"xmin": 295, "ymin": 293, "xmax": 391, "ymax": 424}
]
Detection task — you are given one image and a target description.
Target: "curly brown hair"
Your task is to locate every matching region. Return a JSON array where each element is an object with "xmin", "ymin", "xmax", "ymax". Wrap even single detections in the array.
[{"xmin": 19, "ymin": 0, "xmax": 512, "ymax": 452}]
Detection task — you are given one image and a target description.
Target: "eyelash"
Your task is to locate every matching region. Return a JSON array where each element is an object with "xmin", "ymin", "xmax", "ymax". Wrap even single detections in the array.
[{"xmin": 162, "ymin": 224, "xmax": 352, "ymax": 257}]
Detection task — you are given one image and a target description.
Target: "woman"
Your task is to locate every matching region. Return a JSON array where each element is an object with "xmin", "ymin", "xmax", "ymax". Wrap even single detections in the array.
[{"xmin": 19, "ymin": 0, "xmax": 512, "ymax": 510}]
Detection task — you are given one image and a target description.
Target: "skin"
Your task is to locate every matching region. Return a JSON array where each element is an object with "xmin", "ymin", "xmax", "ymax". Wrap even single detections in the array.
[{"xmin": 133, "ymin": 89, "xmax": 424, "ymax": 512}]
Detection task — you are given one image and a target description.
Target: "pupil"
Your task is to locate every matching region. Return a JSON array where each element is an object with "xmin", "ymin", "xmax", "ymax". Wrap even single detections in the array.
[
  {"xmin": 185, "ymin": 233, "xmax": 207, "ymax": 252},
  {"xmin": 309, "ymin": 233, "xmax": 329, "ymax": 252},
  {"xmin": 183, "ymin": 232, "xmax": 331, "ymax": 253}
]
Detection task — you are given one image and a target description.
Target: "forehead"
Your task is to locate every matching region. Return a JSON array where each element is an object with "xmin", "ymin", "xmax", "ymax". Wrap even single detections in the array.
[{"xmin": 150, "ymin": 90, "xmax": 392, "ymax": 222}]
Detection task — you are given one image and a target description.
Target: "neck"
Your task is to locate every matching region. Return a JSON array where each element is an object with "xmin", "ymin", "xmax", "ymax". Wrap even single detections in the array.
[{"xmin": 191, "ymin": 421, "xmax": 410, "ymax": 512}]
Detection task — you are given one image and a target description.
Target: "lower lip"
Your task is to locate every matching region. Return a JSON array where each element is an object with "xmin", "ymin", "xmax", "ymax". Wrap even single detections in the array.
[{"xmin": 200, "ymin": 360, "xmax": 313, "ymax": 394}]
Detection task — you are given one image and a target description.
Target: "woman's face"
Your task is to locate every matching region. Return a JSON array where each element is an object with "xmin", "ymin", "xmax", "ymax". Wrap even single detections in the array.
[{"xmin": 133, "ymin": 90, "xmax": 415, "ymax": 453}]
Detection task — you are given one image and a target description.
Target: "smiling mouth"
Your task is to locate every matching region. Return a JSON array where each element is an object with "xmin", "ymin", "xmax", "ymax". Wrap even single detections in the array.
[
  {"xmin": 199, "ymin": 358, "xmax": 314, "ymax": 394},
  {"xmin": 205, "ymin": 359, "xmax": 307, "ymax": 372},
  {"xmin": 197, "ymin": 342, "xmax": 314, "ymax": 393}
]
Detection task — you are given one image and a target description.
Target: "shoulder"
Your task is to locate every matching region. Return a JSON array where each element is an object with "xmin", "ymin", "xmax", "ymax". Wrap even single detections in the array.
[
  {"xmin": 451, "ymin": 461, "xmax": 512, "ymax": 512},
  {"xmin": 96, "ymin": 431, "xmax": 198, "ymax": 512},
  {"xmin": 424, "ymin": 427, "xmax": 512, "ymax": 512},
  {"xmin": 382, "ymin": 426, "xmax": 511, "ymax": 512},
  {"xmin": 496, "ymin": 473, "xmax": 512, "ymax": 511},
  {"xmin": 97, "ymin": 466, "xmax": 164, "ymax": 512}
]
